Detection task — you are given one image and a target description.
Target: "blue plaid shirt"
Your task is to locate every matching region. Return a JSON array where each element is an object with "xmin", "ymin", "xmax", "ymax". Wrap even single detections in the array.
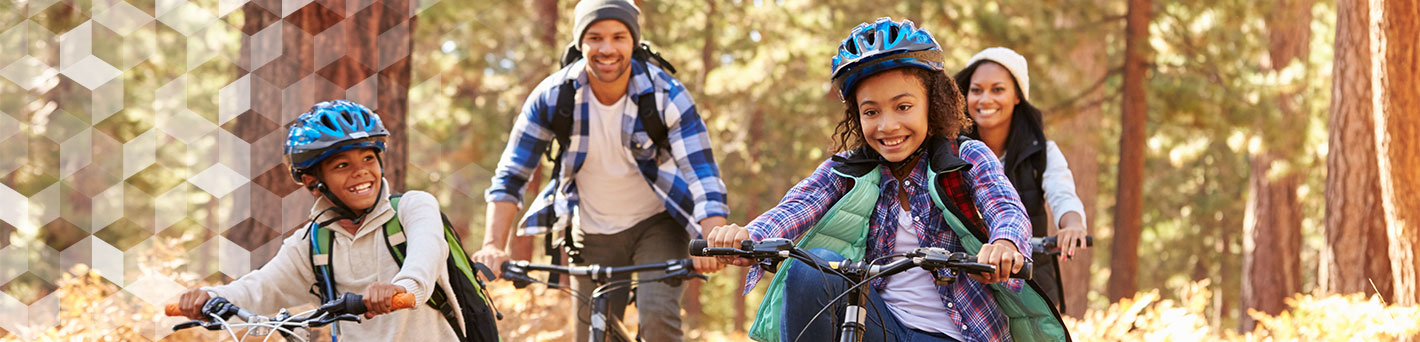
[
  {"xmin": 485, "ymin": 60, "xmax": 729, "ymax": 238},
  {"xmin": 744, "ymin": 139, "xmax": 1032, "ymax": 342}
]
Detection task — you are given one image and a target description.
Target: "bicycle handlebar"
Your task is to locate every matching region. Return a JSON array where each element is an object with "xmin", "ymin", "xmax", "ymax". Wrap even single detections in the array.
[
  {"xmin": 691, "ymin": 238, "xmax": 1031, "ymax": 280},
  {"xmin": 499, "ymin": 258, "xmax": 702, "ymax": 289},
  {"xmin": 165, "ymin": 292, "xmax": 415, "ymax": 318}
]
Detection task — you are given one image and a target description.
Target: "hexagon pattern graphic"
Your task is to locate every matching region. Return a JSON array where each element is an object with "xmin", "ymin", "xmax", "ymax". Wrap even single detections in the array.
[{"xmin": 0, "ymin": 0, "xmax": 448, "ymax": 340}]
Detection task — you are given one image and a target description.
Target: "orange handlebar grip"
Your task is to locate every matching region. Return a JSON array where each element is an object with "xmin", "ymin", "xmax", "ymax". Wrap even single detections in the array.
[
  {"xmin": 391, "ymin": 293, "xmax": 416, "ymax": 310},
  {"xmin": 165, "ymin": 304, "xmax": 182, "ymax": 317}
]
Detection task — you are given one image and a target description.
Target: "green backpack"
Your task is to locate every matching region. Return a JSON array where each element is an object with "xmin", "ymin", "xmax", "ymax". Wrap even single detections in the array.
[
  {"xmin": 308, "ymin": 193, "xmax": 501, "ymax": 342},
  {"xmin": 748, "ymin": 140, "xmax": 1069, "ymax": 342}
]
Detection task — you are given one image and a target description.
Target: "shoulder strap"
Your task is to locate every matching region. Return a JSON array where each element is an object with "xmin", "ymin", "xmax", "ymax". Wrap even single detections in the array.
[
  {"xmin": 380, "ymin": 193, "xmax": 475, "ymax": 340},
  {"xmin": 635, "ymin": 68, "xmax": 671, "ymax": 156},
  {"xmin": 309, "ymin": 222, "xmax": 337, "ymax": 303}
]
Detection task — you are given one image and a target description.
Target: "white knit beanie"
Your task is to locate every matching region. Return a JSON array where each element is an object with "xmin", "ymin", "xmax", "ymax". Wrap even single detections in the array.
[{"xmin": 966, "ymin": 47, "xmax": 1030, "ymax": 101}]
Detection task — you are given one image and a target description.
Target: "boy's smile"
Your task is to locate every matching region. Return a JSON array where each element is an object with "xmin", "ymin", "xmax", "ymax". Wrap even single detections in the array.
[{"xmin": 313, "ymin": 148, "xmax": 384, "ymax": 211}]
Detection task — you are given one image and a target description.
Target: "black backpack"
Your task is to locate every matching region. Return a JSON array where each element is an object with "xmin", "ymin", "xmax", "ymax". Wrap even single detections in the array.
[
  {"xmin": 537, "ymin": 42, "xmax": 679, "ymax": 277},
  {"xmin": 307, "ymin": 193, "xmax": 501, "ymax": 342}
]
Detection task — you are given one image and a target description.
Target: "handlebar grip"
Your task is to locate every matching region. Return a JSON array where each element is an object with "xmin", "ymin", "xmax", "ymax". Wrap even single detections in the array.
[
  {"xmin": 391, "ymin": 293, "xmax": 417, "ymax": 310},
  {"xmin": 165, "ymin": 304, "xmax": 182, "ymax": 317},
  {"xmin": 1013, "ymin": 262, "xmax": 1033, "ymax": 280},
  {"xmin": 689, "ymin": 239, "xmax": 709, "ymax": 256}
]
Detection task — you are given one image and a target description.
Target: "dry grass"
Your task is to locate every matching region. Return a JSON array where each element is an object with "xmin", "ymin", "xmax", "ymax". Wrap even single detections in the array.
[{"xmin": 4, "ymin": 238, "xmax": 1414, "ymax": 341}]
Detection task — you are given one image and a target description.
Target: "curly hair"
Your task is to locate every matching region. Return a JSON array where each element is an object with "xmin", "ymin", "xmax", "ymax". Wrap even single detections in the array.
[{"xmin": 833, "ymin": 67, "xmax": 972, "ymax": 152}]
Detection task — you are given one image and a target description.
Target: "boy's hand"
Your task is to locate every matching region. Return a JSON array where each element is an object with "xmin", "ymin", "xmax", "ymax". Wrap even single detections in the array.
[
  {"xmin": 472, "ymin": 247, "xmax": 510, "ymax": 279},
  {"xmin": 177, "ymin": 288, "xmax": 213, "ymax": 320},
  {"xmin": 706, "ymin": 224, "xmax": 757, "ymax": 267},
  {"xmin": 970, "ymin": 239, "xmax": 1025, "ymax": 284},
  {"xmin": 362, "ymin": 283, "xmax": 408, "ymax": 318}
]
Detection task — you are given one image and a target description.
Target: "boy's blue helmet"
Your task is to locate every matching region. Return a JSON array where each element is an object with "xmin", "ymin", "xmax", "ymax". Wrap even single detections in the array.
[
  {"xmin": 830, "ymin": 17, "xmax": 945, "ymax": 99},
  {"xmin": 283, "ymin": 100, "xmax": 389, "ymax": 183}
]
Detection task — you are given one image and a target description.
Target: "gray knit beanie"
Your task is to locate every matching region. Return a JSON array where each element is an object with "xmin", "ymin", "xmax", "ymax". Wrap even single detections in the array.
[{"xmin": 572, "ymin": 0, "xmax": 642, "ymax": 45}]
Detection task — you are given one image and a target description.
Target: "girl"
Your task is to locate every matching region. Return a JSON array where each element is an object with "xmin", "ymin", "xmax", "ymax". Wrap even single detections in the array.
[{"xmin": 708, "ymin": 18, "xmax": 1033, "ymax": 342}]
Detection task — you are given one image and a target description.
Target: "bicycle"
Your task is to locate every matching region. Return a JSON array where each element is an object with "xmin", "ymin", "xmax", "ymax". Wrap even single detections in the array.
[
  {"xmin": 690, "ymin": 238, "xmax": 1031, "ymax": 342},
  {"xmin": 163, "ymin": 292, "xmax": 415, "ymax": 341},
  {"xmin": 498, "ymin": 258, "xmax": 707, "ymax": 342}
]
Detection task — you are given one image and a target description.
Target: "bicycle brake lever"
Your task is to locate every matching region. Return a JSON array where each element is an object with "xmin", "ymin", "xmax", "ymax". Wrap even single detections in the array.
[
  {"xmin": 308, "ymin": 313, "xmax": 362, "ymax": 328},
  {"xmin": 172, "ymin": 320, "xmax": 203, "ymax": 331}
]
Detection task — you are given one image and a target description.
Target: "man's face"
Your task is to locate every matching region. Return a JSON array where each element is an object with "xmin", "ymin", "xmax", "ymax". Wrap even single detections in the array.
[{"xmin": 580, "ymin": 19, "xmax": 635, "ymax": 83}]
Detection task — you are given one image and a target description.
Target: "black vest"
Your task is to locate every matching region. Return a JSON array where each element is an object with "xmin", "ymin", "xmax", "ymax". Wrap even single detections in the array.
[{"xmin": 993, "ymin": 109, "xmax": 1050, "ymax": 237}]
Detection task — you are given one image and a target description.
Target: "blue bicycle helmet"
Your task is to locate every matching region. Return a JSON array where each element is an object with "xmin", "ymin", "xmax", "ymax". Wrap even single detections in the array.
[
  {"xmin": 284, "ymin": 100, "xmax": 389, "ymax": 183},
  {"xmin": 830, "ymin": 17, "xmax": 945, "ymax": 99}
]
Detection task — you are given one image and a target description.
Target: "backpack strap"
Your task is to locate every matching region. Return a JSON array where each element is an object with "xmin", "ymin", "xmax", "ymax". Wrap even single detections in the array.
[
  {"xmin": 381, "ymin": 193, "xmax": 469, "ymax": 340},
  {"xmin": 635, "ymin": 60, "xmax": 671, "ymax": 158},
  {"xmin": 308, "ymin": 222, "xmax": 337, "ymax": 303}
]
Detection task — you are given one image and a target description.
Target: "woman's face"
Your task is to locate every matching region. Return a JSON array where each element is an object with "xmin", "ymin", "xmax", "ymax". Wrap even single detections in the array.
[
  {"xmin": 966, "ymin": 62, "xmax": 1021, "ymax": 132},
  {"xmin": 856, "ymin": 69, "xmax": 930, "ymax": 163}
]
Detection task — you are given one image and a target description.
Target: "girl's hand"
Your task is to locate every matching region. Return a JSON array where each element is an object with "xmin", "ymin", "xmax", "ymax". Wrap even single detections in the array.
[
  {"xmin": 1056, "ymin": 225, "xmax": 1090, "ymax": 262},
  {"xmin": 706, "ymin": 224, "xmax": 757, "ymax": 267},
  {"xmin": 969, "ymin": 239, "xmax": 1025, "ymax": 284},
  {"xmin": 361, "ymin": 282, "xmax": 408, "ymax": 318}
]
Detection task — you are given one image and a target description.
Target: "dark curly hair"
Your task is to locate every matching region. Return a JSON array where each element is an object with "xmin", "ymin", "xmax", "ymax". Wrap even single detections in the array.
[{"xmin": 833, "ymin": 67, "xmax": 972, "ymax": 152}]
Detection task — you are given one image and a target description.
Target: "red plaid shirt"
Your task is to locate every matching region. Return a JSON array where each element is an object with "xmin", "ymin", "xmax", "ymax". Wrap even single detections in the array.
[{"xmin": 744, "ymin": 139, "xmax": 1032, "ymax": 342}]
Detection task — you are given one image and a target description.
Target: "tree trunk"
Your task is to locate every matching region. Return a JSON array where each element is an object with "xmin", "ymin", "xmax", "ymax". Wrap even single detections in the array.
[
  {"xmin": 1050, "ymin": 6, "xmax": 1107, "ymax": 319},
  {"xmin": 1321, "ymin": 0, "xmax": 1391, "ymax": 300},
  {"xmin": 1373, "ymin": 0, "xmax": 1420, "ymax": 306},
  {"xmin": 1241, "ymin": 0, "xmax": 1312, "ymax": 331},
  {"xmin": 235, "ymin": 0, "xmax": 413, "ymax": 266},
  {"xmin": 1107, "ymin": 0, "xmax": 1151, "ymax": 303}
]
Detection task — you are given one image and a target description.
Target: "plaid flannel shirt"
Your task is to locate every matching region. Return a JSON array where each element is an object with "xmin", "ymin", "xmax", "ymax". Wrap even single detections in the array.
[
  {"xmin": 744, "ymin": 139, "xmax": 1032, "ymax": 342},
  {"xmin": 484, "ymin": 60, "xmax": 729, "ymax": 238}
]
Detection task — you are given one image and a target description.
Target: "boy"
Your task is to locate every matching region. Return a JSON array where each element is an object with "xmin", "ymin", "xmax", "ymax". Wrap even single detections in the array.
[{"xmin": 174, "ymin": 100, "xmax": 465, "ymax": 340}]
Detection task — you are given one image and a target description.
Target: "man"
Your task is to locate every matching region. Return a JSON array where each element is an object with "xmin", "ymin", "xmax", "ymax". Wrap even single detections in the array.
[{"xmin": 472, "ymin": 1, "xmax": 728, "ymax": 341}]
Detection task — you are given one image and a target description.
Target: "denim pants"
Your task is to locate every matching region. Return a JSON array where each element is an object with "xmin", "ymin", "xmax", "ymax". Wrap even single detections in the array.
[
  {"xmin": 781, "ymin": 248, "xmax": 962, "ymax": 342},
  {"xmin": 571, "ymin": 212, "xmax": 687, "ymax": 342}
]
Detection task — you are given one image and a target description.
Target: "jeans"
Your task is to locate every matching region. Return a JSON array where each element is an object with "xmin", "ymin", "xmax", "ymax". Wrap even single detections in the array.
[
  {"xmin": 571, "ymin": 212, "xmax": 687, "ymax": 342},
  {"xmin": 781, "ymin": 248, "xmax": 962, "ymax": 342}
]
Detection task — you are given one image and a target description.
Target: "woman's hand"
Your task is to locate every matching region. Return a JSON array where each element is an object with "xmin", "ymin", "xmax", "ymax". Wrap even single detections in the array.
[
  {"xmin": 706, "ymin": 224, "xmax": 757, "ymax": 267},
  {"xmin": 969, "ymin": 239, "xmax": 1025, "ymax": 284},
  {"xmin": 1056, "ymin": 225, "xmax": 1090, "ymax": 262},
  {"xmin": 361, "ymin": 282, "xmax": 408, "ymax": 318}
]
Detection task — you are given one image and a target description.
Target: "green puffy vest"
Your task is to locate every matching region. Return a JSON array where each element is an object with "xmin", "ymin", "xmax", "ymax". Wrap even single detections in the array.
[{"xmin": 747, "ymin": 147, "xmax": 1069, "ymax": 342}]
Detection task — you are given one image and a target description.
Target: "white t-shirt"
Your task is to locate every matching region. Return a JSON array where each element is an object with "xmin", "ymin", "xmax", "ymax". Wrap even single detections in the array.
[
  {"xmin": 573, "ymin": 90, "xmax": 665, "ymax": 235},
  {"xmin": 880, "ymin": 208, "xmax": 965, "ymax": 339}
]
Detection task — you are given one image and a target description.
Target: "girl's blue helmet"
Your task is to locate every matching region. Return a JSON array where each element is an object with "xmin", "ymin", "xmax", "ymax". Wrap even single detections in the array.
[
  {"xmin": 830, "ymin": 18, "xmax": 945, "ymax": 99},
  {"xmin": 283, "ymin": 100, "xmax": 389, "ymax": 183}
]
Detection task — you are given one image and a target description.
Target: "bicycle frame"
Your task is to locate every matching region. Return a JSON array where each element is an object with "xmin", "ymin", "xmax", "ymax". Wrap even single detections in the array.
[{"xmin": 691, "ymin": 239, "xmax": 1028, "ymax": 342}]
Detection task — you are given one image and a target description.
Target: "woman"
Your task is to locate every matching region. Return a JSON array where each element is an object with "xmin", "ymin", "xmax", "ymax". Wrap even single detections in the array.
[
  {"xmin": 708, "ymin": 18, "xmax": 1033, "ymax": 342},
  {"xmin": 955, "ymin": 47, "xmax": 1091, "ymax": 313}
]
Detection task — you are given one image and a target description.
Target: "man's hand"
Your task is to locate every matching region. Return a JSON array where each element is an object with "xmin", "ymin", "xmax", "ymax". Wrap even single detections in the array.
[
  {"xmin": 176, "ymin": 288, "xmax": 213, "ymax": 320},
  {"xmin": 471, "ymin": 247, "xmax": 511, "ymax": 279},
  {"xmin": 361, "ymin": 283, "xmax": 408, "ymax": 318},
  {"xmin": 692, "ymin": 256, "xmax": 724, "ymax": 274},
  {"xmin": 969, "ymin": 239, "xmax": 1025, "ymax": 284},
  {"xmin": 706, "ymin": 224, "xmax": 757, "ymax": 267}
]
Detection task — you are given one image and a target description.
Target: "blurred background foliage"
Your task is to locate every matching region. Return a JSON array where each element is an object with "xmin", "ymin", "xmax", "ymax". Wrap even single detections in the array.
[{"xmin": 1, "ymin": 0, "xmax": 1382, "ymax": 340}]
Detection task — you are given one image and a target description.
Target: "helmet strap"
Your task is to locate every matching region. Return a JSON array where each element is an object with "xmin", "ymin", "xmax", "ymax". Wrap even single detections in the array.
[{"xmin": 311, "ymin": 177, "xmax": 382, "ymax": 227}]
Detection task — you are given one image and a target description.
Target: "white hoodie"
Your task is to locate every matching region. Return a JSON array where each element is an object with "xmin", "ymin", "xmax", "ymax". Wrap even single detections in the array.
[{"xmin": 205, "ymin": 179, "xmax": 463, "ymax": 340}]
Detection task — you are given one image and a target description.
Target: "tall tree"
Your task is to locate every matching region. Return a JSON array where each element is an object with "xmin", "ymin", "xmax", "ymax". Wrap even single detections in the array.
[
  {"xmin": 233, "ymin": 0, "xmax": 413, "ymax": 264},
  {"xmin": 1241, "ymin": 0, "xmax": 1312, "ymax": 330},
  {"xmin": 1321, "ymin": 0, "xmax": 1391, "ymax": 300},
  {"xmin": 1108, "ymin": 0, "xmax": 1151, "ymax": 302},
  {"xmin": 1373, "ymin": 0, "xmax": 1420, "ymax": 306}
]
